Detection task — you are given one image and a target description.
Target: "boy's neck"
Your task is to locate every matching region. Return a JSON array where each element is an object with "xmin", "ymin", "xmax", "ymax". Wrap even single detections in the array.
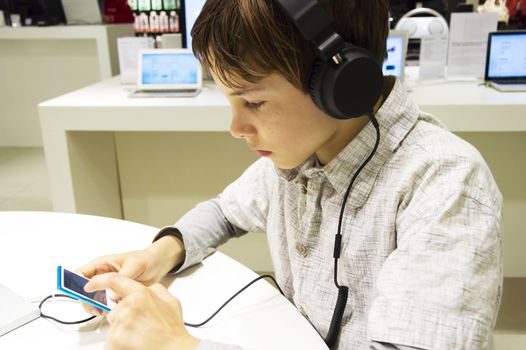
[{"xmin": 374, "ymin": 76, "xmax": 395, "ymax": 114}]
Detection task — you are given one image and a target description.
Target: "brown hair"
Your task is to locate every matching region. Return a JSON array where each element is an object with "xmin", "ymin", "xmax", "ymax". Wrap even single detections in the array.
[{"xmin": 191, "ymin": 0, "xmax": 389, "ymax": 92}]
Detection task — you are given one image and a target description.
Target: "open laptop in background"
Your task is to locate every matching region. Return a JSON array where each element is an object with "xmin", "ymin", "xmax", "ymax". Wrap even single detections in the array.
[
  {"xmin": 129, "ymin": 49, "xmax": 202, "ymax": 98},
  {"xmin": 61, "ymin": 0, "xmax": 102, "ymax": 25},
  {"xmin": 484, "ymin": 30, "xmax": 526, "ymax": 92},
  {"xmin": 383, "ymin": 30, "xmax": 409, "ymax": 81}
]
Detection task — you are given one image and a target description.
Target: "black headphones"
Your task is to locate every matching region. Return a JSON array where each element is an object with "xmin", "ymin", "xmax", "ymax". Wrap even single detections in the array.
[{"xmin": 275, "ymin": 0, "xmax": 383, "ymax": 120}]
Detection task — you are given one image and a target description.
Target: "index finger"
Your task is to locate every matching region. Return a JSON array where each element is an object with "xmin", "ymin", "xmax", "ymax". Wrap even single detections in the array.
[
  {"xmin": 77, "ymin": 258, "xmax": 120, "ymax": 279},
  {"xmin": 84, "ymin": 272, "xmax": 145, "ymax": 298}
]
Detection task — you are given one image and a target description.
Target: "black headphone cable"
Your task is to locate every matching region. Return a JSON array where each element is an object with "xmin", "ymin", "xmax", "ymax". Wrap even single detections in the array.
[{"xmin": 325, "ymin": 112, "xmax": 380, "ymax": 349}]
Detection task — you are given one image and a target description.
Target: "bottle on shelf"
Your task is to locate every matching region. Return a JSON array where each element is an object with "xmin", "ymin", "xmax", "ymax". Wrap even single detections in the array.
[
  {"xmin": 139, "ymin": 12, "xmax": 149, "ymax": 33},
  {"xmin": 151, "ymin": 0, "xmax": 162, "ymax": 11},
  {"xmin": 133, "ymin": 13, "xmax": 141, "ymax": 33},
  {"xmin": 138, "ymin": 0, "xmax": 151, "ymax": 12},
  {"xmin": 159, "ymin": 11, "xmax": 169, "ymax": 33},
  {"xmin": 164, "ymin": 0, "xmax": 176, "ymax": 11},
  {"xmin": 128, "ymin": 0, "xmax": 138, "ymax": 11},
  {"xmin": 150, "ymin": 11, "xmax": 160, "ymax": 34},
  {"xmin": 169, "ymin": 10, "xmax": 179, "ymax": 33}
]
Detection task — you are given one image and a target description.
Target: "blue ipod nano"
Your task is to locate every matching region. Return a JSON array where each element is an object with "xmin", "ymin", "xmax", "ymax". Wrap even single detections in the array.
[{"xmin": 56, "ymin": 266, "xmax": 111, "ymax": 312}]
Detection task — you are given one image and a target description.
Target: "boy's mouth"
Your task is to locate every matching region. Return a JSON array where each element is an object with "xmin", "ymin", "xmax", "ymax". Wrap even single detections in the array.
[{"xmin": 256, "ymin": 150, "xmax": 272, "ymax": 157}]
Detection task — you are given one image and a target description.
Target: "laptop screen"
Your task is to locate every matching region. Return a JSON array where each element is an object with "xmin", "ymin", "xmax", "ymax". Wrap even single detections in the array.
[
  {"xmin": 383, "ymin": 32, "xmax": 407, "ymax": 80},
  {"xmin": 486, "ymin": 31, "xmax": 526, "ymax": 79},
  {"xmin": 138, "ymin": 50, "xmax": 202, "ymax": 90}
]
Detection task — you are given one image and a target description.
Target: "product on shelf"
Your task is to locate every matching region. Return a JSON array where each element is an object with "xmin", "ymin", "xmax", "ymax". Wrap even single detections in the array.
[
  {"xmin": 150, "ymin": 11, "xmax": 160, "ymax": 33},
  {"xmin": 131, "ymin": 0, "xmax": 183, "ymax": 40},
  {"xmin": 138, "ymin": 0, "xmax": 151, "ymax": 11},
  {"xmin": 169, "ymin": 10, "xmax": 179, "ymax": 33},
  {"xmin": 128, "ymin": 0, "xmax": 138, "ymax": 11},
  {"xmin": 164, "ymin": 0, "xmax": 176, "ymax": 11},
  {"xmin": 159, "ymin": 11, "xmax": 169, "ymax": 33},
  {"xmin": 133, "ymin": 13, "xmax": 140, "ymax": 32},
  {"xmin": 139, "ymin": 12, "xmax": 149, "ymax": 33},
  {"xmin": 152, "ymin": 0, "xmax": 163, "ymax": 11}
]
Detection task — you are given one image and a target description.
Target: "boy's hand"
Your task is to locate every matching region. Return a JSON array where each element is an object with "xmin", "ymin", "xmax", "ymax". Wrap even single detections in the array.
[
  {"xmin": 77, "ymin": 236, "xmax": 185, "ymax": 316},
  {"xmin": 76, "ymin": 250, "xmax": 161, "ymax": 316},
  {"xmin": 85, "ymin": 273, "xmax": 200, "ymax": 350}
]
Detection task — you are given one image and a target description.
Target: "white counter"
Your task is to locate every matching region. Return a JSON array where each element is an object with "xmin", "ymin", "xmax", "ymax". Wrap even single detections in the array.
[
  {"xmin": 39, "ymin": 72, "xmax": 526, "ymax": 132},
  {"xmin": 404, "ymin": 67, "xmax": 526, "ymax": 132}
]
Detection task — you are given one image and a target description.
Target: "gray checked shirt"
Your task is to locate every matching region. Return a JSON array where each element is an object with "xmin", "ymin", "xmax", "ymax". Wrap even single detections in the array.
[{"xmin": 166, "ymin": 79, "xmax": 503, "ymax": 350}]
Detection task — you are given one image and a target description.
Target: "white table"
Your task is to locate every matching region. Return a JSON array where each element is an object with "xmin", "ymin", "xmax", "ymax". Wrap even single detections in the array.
[{"xmin": 0, "ymin": 211, "xmax": 328, "ymax": 350}]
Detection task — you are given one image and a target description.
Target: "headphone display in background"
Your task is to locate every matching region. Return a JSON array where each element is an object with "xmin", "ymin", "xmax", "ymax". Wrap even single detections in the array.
[
  {"xmin": 274, "ymin": 0, "xmax": 383, "ymax": 120},
  {"xmin": 394, "ymin": 7, "xmax": 449, "ymax": 63},
  {"xmin": 395, "ymin": 7, "xmax": 449, "ymax": 38}
]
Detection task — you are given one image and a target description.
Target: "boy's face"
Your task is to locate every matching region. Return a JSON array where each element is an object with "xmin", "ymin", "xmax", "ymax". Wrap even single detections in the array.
[{"xmin": 213, "ymin": 72, "xmax": 368, "ymax": 170}]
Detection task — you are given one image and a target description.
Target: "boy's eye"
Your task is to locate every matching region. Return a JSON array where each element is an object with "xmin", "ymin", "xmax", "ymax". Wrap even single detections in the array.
[{"xmin": 244, "ymin": 101, "xmax": 265, "ymax": 110}]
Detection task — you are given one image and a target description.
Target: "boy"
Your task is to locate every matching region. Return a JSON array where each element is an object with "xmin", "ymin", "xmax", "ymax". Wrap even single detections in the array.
[{"xmin": 81, "ymin": 0, "xmax": 503, "ymax": 349}]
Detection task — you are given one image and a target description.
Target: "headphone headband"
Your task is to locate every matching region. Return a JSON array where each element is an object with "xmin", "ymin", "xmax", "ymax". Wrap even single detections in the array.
[{"xmin": 274, "ymin": 0, "xmax": 345, "ymax": 62}]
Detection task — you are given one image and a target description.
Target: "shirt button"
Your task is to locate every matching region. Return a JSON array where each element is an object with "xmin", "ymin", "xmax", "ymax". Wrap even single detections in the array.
[{"xmin": 297, "ymin": 243, "xmax": 308, "ymax": 257}]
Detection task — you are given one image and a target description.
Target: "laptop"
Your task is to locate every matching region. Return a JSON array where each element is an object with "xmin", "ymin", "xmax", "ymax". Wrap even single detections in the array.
[
  {"xmin": 129, "ymin": 49, "xmax": 202, "ymax": 98},
  {"xmin": 0, "ymin": 285, "xmax": 40, "ymax": 337},
  {"xmin": 484, "ymin": 30, "xmax": 526, "ymax": 92},
  {"xmin": 61, "ymin": 0, "xmax": 102, "ymax": 25},
  {"xmin": 383, "ymin": 30, "xmax": 409, "ymax": 81}
]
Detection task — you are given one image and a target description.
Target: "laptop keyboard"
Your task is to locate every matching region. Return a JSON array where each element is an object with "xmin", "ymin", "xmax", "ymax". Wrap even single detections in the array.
[
  {"xmin": 492, "ymin": 79, "xmax": 526, "ymax": 84},
  {"xmin": 140, "ymin": 89, "xmax": 198, "ymax": 93},
  {"xmin": 129, "ymin": 89, "xmax": 201, "ymax": 98}
]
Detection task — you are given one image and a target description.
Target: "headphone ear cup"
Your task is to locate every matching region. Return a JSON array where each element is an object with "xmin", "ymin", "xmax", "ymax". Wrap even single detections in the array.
[
  {"xmin": 308, "ymin": 58, "xmax": 326, "ymax": 114},
  {"xmin": 308, "ymin": 45, "xmax": 383, "ymax": 120}
]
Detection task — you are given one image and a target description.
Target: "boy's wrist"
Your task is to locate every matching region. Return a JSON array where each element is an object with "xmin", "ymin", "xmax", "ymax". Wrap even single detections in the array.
[{"xmin": 149, "ymin": 233, "xmax": 186, "ymax": 276}]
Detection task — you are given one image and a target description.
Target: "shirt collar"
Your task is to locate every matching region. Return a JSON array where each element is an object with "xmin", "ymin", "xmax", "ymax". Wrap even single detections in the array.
[{"xmin": 276, "ymin": 79, "xmax": 422, "ymax": 208}]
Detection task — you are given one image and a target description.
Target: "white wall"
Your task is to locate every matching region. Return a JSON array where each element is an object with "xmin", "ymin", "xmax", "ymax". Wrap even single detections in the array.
[
  {"xmin": 0, "ymin": 25, "xmax": 132, "ymax": 147},
  {"xmin": 0, "ymin": 39, "xmax": 101, "ymax": 147}
]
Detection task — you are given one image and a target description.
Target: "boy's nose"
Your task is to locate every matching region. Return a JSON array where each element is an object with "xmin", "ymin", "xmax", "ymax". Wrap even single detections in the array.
[{"xmin": 230, "ymin": 112, "xmax": 256, "ymax": 139}]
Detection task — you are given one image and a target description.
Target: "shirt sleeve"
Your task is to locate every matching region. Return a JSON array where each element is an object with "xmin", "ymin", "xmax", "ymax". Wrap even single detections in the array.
[
  {"xmin": 368, "ymin": 150, "xmax": 503, "ymax": 349},
  {"xmin": 156, "ymin": 197, "xmax": 247, "ymax": 272}
]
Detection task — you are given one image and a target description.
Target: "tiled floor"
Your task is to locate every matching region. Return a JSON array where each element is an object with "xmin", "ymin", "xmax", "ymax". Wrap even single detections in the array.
[
  {"xmin": 1, "ymin": 147, "xmax": 525, "ymax": 348},
  {"xmin": 0, "ymin": 147, "xmax": 52, "ymax": 211}
]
